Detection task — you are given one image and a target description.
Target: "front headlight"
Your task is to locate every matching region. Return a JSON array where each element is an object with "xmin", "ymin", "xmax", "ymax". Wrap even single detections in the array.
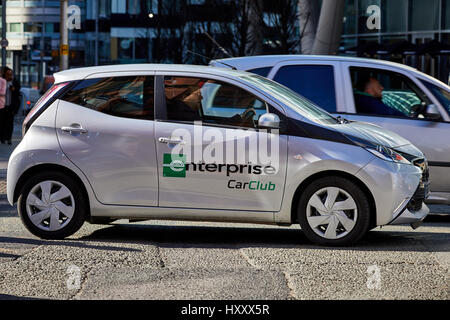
[
  {"xmin": 365, "ymin": 145, "xmax": 411, "ymax": 164},
  {"xmin": 347, "ymin": 135, "xmax": 412, "ymax": 165}
]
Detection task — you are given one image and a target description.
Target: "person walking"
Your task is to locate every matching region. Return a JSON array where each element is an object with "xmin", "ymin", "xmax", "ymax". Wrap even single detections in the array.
[
  {"xmin": 0, "ymin": 68, "xmax": 7, "ymax": 143},
  {"xmin": 0, "ymin": 67, "xmax": 21, "ymax": 145}
]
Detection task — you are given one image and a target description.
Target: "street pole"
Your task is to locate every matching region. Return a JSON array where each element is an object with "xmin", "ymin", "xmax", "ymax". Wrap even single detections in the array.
[
  {"xmin": 27, "ymin": 36, "xmax": 31, "ymax": 87},
  {"xmin": 312, "ymin": 0, "xmax": 346, "ymax": 55},
  {"xmin": 94, "ymin": 0, "xmax": 99, "ymax": 66},
  {"xmin": 59, "ymin": 0, "xmax": 68, "ymax": 70},
  {"xmin": 1, "ymin": 0, "xmax": 6, "ymax": 67},
  {"xmin": 39, "ymin": 0, "xmax": 45, "ymax": 86}
]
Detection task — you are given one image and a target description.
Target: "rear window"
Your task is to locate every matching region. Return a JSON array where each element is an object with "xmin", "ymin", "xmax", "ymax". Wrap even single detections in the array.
[
  {"xmin": 62, "ymin": 76, "xmax": 155, "ymax": 120},
  {"xmin": 273, "ymin": 65, "xmax": 337, "ymax": 112}
]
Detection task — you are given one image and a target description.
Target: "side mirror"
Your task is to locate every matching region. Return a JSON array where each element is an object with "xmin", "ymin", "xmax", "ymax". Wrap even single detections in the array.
[
  {"xmin": 258, "ymin": 113, "xmax": 280, "ymax": 129},
  {"xmin": 425, "ymin": 104, "xmax": 441, "ymax": 120}
]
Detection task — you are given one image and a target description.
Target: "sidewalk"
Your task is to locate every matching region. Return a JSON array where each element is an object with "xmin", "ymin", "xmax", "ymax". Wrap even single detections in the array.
[{"xmin": 0, "ymin": 117, "xmax": 23, "ymax": 197}]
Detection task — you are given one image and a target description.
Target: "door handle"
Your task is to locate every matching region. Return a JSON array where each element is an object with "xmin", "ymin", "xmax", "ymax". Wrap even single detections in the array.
[
  {"xmin": 61, "ymin": 124, "xmax": 88, "ymax": 134},
  {"xmin": 158, "ymin": 137, "xmax": 184, "ymax": 144}
]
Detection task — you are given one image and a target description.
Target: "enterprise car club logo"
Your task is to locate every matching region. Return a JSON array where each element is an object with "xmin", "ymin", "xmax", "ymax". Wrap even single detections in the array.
[
  {"xmin": 163, "ymin": 154, "xmax": 187, "ymax": 178},
  {"xmin": 163, "ymin": 153, "xmax": 276, "ymax": 191}
]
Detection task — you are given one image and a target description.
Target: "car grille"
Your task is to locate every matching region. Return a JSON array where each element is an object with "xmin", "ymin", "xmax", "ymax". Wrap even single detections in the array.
[{"xmin": 407, "ymin": 158, "xmax": 430, "ymax": 212}]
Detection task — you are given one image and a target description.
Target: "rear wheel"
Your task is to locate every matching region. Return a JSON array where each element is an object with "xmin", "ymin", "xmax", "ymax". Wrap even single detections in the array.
[
  {"xmin": 297, "ymin": 176, "xmax": 371, "ymax": 246},
  {"xmin": 18, "ymin": 171, "xmax": 87, "ymax": 239}
]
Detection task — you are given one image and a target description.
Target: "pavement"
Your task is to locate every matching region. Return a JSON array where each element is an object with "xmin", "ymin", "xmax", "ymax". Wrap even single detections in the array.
[{"xmin": 0, "ymin": 119, "xmax": 448, "ymax": 300}]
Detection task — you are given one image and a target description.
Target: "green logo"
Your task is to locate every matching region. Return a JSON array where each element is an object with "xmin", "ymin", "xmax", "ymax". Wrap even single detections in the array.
[{"xmin": 163, "ymin": 153, "xmax": 186, "ymax": 178}]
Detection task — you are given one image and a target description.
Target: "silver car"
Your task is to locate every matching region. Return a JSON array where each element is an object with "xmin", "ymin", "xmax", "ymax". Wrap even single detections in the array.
[
  {"xmin": 211, "ymin": 55, "xmax": 450, "ymax": 205},
  {"xmin": 7, "ymin": 64, "xmax": 429, "ymax": 245}
]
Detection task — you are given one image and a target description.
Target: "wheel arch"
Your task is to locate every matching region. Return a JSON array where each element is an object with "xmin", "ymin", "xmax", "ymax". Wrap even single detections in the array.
[
  {"xmin": 290, "ymin": 170, "xmax": 377, "ymax": 228},
  {"xmin": 13, "ymin": 163, "xmax": 91, "ymax": 219}
]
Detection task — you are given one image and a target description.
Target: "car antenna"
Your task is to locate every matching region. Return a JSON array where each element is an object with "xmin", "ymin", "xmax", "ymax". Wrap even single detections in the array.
[
  {"xmin": 202, "ymin": 31, "xmax": 233, "ymax": 58},
  {"xmin": 186, "ymin": 50, "xmax": 238, "ymax": 70}
]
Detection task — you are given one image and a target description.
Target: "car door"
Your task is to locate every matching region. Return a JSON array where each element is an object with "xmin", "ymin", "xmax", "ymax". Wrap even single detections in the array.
[
  {"xmin": 154, "ymin": 72, "xmax": 288, "ymax": 211},
  {"xmin": 56, "ymin": 73, "xmax": 159, "ymax": 206},
  {"xmin": 267, "ymin": 60, "xmax": 346, "ymax": 113},
  {"xmin": 339, "ymin": 62, "xmax": 450, "ymax": 199}
]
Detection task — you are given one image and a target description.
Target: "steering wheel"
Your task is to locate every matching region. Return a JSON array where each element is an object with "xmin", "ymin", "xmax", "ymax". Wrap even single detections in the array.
[{"xmin": 240, "ymin": 107, "xmax": 256, "ymax": 126}]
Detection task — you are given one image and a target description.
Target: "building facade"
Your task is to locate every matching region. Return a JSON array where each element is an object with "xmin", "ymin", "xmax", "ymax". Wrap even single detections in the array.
[
  {"xmin": 1, "ymin": 0, "xmax": 85, "ymax": 88},
  {"xmin": 1, "ymin": 0, "xmax": 448, "ymax": 88},
  {"xmin": 341, "ymin": 0, "xmax": 450, "ymax": 82}
]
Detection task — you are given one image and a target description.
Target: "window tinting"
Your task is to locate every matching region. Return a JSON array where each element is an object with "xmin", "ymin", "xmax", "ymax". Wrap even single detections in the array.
[
  {"xmin": 62, "ymin": 76, "xmax": 154, "ymax": 120},
  {"xmin": 273, "ymin": 65, "xmax": 337, "ymax": 112},
  {"xmin": 164, "ymin": 76, "xmax": 267, "ymax": 128},
  {"xmin": 350, "ymin": 67, "xmax": 431, "ymax": 118},
  {"xmin": 247, "ymin": 67, "xmax": 272, "ymax": 77}
]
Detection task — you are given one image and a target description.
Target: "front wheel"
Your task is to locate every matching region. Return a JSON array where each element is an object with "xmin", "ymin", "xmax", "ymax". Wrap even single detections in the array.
[
  {"xmin": 297, "ymin": 176, "xmax": 371, "ymax": 246},
  {"xmin": 17, "ymin": 171, "xmax": 87, "ymax": 239}
]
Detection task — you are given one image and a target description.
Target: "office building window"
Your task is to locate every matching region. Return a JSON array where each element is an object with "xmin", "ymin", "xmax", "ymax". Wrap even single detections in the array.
[
  {"xmin": 381, "ymin": 0, "xmax": 407, "ymax": 32},
  {"xmin": 8, "ymin": 23, "xmax": 21, "ymax": 32},
  {"xmin": 410, "ymin": 0, "xmax": 439, "ymax": 31},
  {"xmin": 112, "ymin": 0, "xmax": 126, "ymax": 13},
  {"xmin": 44, "ymin": 23, "xmax": 54, "ymax": 33},
  {"xmin": 128, "ymin": 0, "xmax": 141, "ymax": 15},
  {"xmin": 343, "ymin": 0, "xmax": 357, "ymax": 35},
  {"xmin": 99, "ymin": 0, "xmax": 111, "ymax": 18},
  {"xmin": 444, "ymin": 0, "xmax": 450, "ymax": 29}
]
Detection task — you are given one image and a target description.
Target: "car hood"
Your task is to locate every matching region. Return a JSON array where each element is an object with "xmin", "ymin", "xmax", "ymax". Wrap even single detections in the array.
[{"xmin": 330, "ymin": 120, "xmax": 424, "ymax": 158}]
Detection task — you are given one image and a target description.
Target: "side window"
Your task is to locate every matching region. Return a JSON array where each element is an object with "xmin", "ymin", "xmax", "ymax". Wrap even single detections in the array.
[
  {"xmin": 350, "ymin": 67, "xmax": 432, "ymax": 119},
  {"xmin": 164, "ymin": 76, "xmax": 267, "ymax": 128},
  {"xmin": 63, "ymin": 76, "xmax": 154, "ymax": 120},
  {"xmin": 421, "ymin": 80, "xmax": 450, "ymax": 116},
  {"xmin": 273, "ymin": 65, "xmax": 337, "ymax": 112}
]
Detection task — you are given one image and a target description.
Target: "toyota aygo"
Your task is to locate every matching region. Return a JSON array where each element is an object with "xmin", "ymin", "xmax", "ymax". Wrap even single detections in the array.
[{"xmin": 7, "ymin": 64, "xmax": 430, "ymax": 245}]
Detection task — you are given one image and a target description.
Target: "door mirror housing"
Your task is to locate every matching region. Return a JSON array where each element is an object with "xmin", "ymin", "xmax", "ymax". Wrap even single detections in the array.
[
  {"xmin": 425, "ymin": 104, "xmax": 441, "ymax": 120},
  {"xmin": 258, "ymin": 113, "xmax": 280, "ymax": 129}
]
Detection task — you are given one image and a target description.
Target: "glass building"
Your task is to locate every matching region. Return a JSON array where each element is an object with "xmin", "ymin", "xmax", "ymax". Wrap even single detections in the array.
[
  {"xmin": 1, "ymin": 0, "xmax": 85, "ymax": 89},
  {"xmin": 84, "ymin": 0, "xmax": 301, "ymax": 66},
  {"xmin": 85, "ymin": 0, "xmax": 189, "ymax": 65},
  {"xmin": 341, "ymin": 0, "xmax": 450, "ymax": 82}
]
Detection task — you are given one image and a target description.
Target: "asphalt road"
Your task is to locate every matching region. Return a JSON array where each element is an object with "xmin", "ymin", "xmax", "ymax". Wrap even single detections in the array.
[{"xmin": 0, "ymin": 195, "xmax": 448, "ymax": 300}]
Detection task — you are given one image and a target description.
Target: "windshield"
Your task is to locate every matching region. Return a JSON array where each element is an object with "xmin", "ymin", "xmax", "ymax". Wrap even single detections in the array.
[
  {"xmin": 421, "ymin": 80, "xmax": 450, "ymax": 115},
  {"xmin": 238, "ymin": 74, "xmax": 339, "ymax": 125}
]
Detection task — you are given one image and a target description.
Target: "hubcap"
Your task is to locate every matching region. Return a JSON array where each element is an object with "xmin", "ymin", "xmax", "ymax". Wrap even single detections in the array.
[
  {"xmin": 26, "ymin": 180, "xmax": 75, "ymax": 232},
  {"xmin": 306, "ymin": 187, "xmax": 358, "ymax": 240}
]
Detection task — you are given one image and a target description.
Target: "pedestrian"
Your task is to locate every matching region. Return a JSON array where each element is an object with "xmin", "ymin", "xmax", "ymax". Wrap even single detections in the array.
[
  {"xmin": 0, "ymin": 66, "xmax": 21, "ymax": 145},
  {"xmin": 0, "ymin": 69, "xmax": 7, "ymax": 143}
]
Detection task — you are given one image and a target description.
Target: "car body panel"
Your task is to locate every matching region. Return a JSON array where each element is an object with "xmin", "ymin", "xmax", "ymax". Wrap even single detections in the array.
[{"xmin": 55, "ymin": 100, "xmax": 159, "ymax": 206}]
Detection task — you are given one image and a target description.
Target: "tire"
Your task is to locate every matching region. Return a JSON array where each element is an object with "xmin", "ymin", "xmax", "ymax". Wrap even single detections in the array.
[
  {"xmin": 297, "ymin": 176, "xmax": 371, "ymax": 246},
  {"xmin": 17, "ymin": 171, "xmax": 87, "ymax": 239}
]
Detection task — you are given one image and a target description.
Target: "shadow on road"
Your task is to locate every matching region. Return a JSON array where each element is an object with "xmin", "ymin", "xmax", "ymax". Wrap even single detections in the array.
[
  {"xmin": 0, "ymin": 294, "xmax": 45, "ymax": 300},
  {"xmin": 0, "ymin": 252, "xmax": 21, "ymax": 259},
  {"xmin": 77, "ymin": 222, "xmax": 450, "ymax": 253},
  {"xmin": 0, "ymin": 236, "xmax": 141, "ymax": 253}
]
